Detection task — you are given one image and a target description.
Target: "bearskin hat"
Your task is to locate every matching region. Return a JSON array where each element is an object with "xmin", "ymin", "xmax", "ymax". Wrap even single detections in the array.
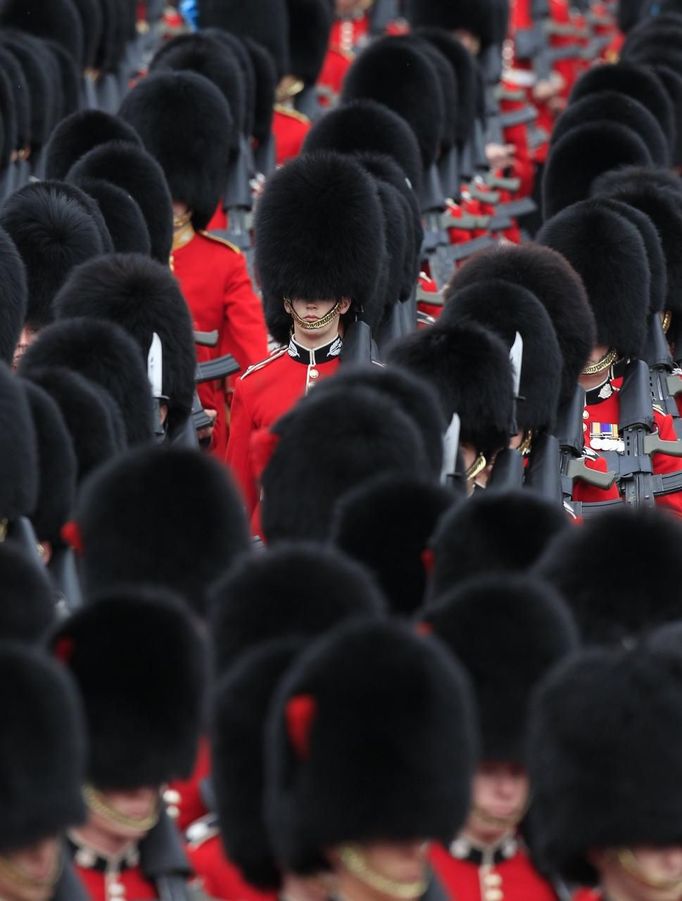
[
  {"xmin": 590, "ymin": 179, "xmax": 682, "ymax": 315},
  {"xmin": 265, "ymin": 619, "xmax": 477, "ymax": 874},
  {"xmin": 68, "ymin": 446, "xmax": 250, "ymax": 617},
  {"xmin": 387, "ymin": 321, "xmax": 515, "ymax": 460},
  {"xmin": 0, "ymin": 542, "xmax": 55, "ymax": 643},
  {"xmin": 255, "ymin": 151, "xmax": 384, "ymax": 345},
  {"xmin": 304, "ymin": 99, "xmax": 423, "ymax": 193},
  {"xmin": 119, "ymin": 72, "xmax": 234, "ymax": 232},
  {"xmin": 213, "ymin": 639, "xmax": 303, "ymax": 890},
  {"xmin": 542, "ymin": 121, "xmax": 652, "ymax": 220},
  {"xmin": 407, "ymin": 0, "xmax": 501, "ymax": 50},
  {"xmin": 0, "ymin": 34, "xmax": 56, "ymax": 153},
  {"xmin": 618, "ymin": 0, "xmax": 647, "ymax": 31},
  {"xmin": 330, "ymin": 475, "xmax": 453, "ymax": 617},
  {"xmin": 243, "ymin": 37, "xmax": 277, "ymax": 147},
  {"xmin": 449, "ymin": 243, "xmax": 595, "ymax": 405},
  {"xmin": 552, "ymin": 91, "xmax": 669, "ymax": 165},
  {"xmin": 72, "ymin": 0, "xmax": 103, "ymax": 70},
  {"xmin": 0, "ymin": 45, "xmax": 27, "ymax": 157},
  {"xmin": 198, "ymin": 0, "xmax": 290, "ymax": 78},
  {"xmin": 342, "ymin": 36, "xmax": 443, "ymax": 170},
  {"xmin": 287, "ymin": 0, "xmax": 332, "ymax": 85},
  {"xmin": 0, "ymin": 225, "xmax": 26, "ymax": 364},
  {"xmin": 0, "ymin": 183, "xmax": 106, "ymax": 331},
  {"xmin": 0, "ymin": 361, "xmax": 38, "ymax": 522},
  {"xmin": 423, "ymin": 574, "xmax": 578, "ymax": 762},
  {"xmin": 428, "ymin": 490, "xmax": 569, "ymax": 601},
  {"xmin": 18, "ymin": 318, "xmax": 154, "ymax": 446},
  {"xmin": 150, "ymin": 33, "xmax": 242, "ymax": 150},
  {"xmin": 528, "ymin": 640, "xmax": 682, "ymax": 884},
  {"xmin": 45, "ymin": 39, "xmax": 80, "ymax": 120},
  {"xmin": 535, "ymin": 505, "xmax": 682, "ymax": 646},
  {"xmin": 51, "ymin": 589, "xmax": 206, "ymax": 789},
  {"xmin": 20, "ymin": 380, "xmax": 77, "ymax": 546},
  {"xmin": 203, "ymin": 28, "xmax": 256, "ymax": 137},
  {"xmin": 312, "ymin": 364, "xmax": 446, "ymax": 477},
  {"xmin": 442, "ymin": 279, "xmax": 562, "ymax": 434},
  {"xmin": 67, "ymin": 140, "xmax": 173, "ymax": 263},
  {"xmin": 54, "ymin": 253, "xmax": 196, "ymax": 438},
  {"xmin": 0, "ymin": 644, "xmax": 86, "ymax": 853},
  {"xmin": 538, "ymin": 200, "xmax": 650, "ymax": 358},
  {"xmin": 73, "ymin": 176, "xmax": 151, "ymax": 256},
  {"xmin": 209, "ymin": 543, "xmax": 385, "ymax": 676},
  {"xmin": 415, "ymin": 36, "xmax": 457, "ymax": 152},
  {"xmin": 0, "ymin": 0, "xmax": 82, "ymax": 64},
  {"xmin": 649, "ymin": 64, "xmax": 682, "ymax": 166},
  {"xmin": 24, "ymin": 367, "xmax": 125, "ymax": 483},
  {"xmin": 44, "ymin": 110, "xmax": 142, "ymax": 181},
  {"xmin": 261, "ymin": 386, "xmax": 428, "ymax": 544},
  {"xmin": 0, "ymin": 58, "xmax": 17, "ymax": 169},
  {"xmin": 36, "ymin": 179, "xmax": 114, "ymax": 254},
  {"xmin": 570, "ymin": 62, "xmax": 674, "ymax": 150}
]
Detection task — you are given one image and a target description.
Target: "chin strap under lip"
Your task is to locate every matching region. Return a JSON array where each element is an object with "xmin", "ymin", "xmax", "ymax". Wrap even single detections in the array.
[{"xmin": 284, "ymin": 299, "xmax": 343, "ymax": 331}]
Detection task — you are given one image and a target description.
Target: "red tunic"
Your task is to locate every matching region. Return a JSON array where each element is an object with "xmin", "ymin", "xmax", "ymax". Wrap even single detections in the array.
[
  {"xmin": 430, "ymin": 838, "xmax": 558, "ymax": 901},
  {"xmin": 272, "ymin": 105, "xmax": 311, "ymax": 166},
  {"xmin": 572, "ymin": 892, "xmax": 600, "ymax": 901},
  {"xmin": 71, "ymin": 842, "xmax": 159, "ymax": 900},
  {"xmin": 167, "ymin": 735, "xmax": 212, "ymax": 833},
  {"xmin": 226, "ymin": 337, "xmax": 342, "ymax": 517},
  {"xmin": 170, "ymin": 228, "xmax": 269, "ymax": 457},
  {"xmin": 187, "ymin": 823, "xmax": 277, "ymax": 901}
]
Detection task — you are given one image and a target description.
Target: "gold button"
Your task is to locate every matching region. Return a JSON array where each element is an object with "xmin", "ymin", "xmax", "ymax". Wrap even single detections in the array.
[
  {"xmin": 167, "ymin": 805, "xmax": 180, "ymax": 819},
  {"xmin": 309, "ymin": 369, "xmax": 319, "ymax": 380},
  {"xmin": 484, "ymin": 890, "xmax": 503, "ymax": 901},
  {"xmin": 583, "ymin": 410, "xmax": 589, "ymax": 419},
  {"xmin": 483, "ymin": 873, "xmax": 502, "ymax": 887},
  {"xmin": 163, "ymin": 789, "xmax": 181, "ymax": 805}
]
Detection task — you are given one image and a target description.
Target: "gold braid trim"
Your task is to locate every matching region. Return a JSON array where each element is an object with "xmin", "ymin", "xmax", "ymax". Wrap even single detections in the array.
[
  {"xmin": 581, "ymin": 348, "xmax": 618, "ymax": 376},
  {"xmin": 84, "ymin": 785, "xmax": 160, "ymax": 832}
]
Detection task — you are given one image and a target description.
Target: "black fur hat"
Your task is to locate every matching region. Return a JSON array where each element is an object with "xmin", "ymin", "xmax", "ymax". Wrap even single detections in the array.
[
  {"xmin": 387, "ymin": 321, "xmax": 515, "ymax": 460},
  {"xmin": 243, "ymin": 37, "xmax": 277, "ymax": 147},
  {"xmin": 0, "ymin": 45, "xmax": 27, "ymax": 157},
  {"xmin": 73, "ymin": 176, "xmax": 151, "ymax": 256},
  {"xmin": 414, "ymin": 36, "xmax": 457, "ymax": 152},
  {"xmin": 590, "ymin": 179, "xmax": 682, "ymax": 315},
  {"xmin": 0, "ymin": 224, "xmax": 26, "ymax": 364},
  {"xmin": 213, "ymin": 639, "xmax": 303, "ymax": 891},
  {"xmin": 53, "ymin": 253, "xmax": 196, "ymax": 438},
  {"xmin": 407, "ymin": 0, "xmax": 500, "ymax": 50},
  {"xmin": 304, "ymin": 99, "xmax": 423, "ymax": 193},
  {"xmin": 331, "ymin": 475, "xmax": 453, "ymax": 617},
  {"xmin": 342, "ymin": 36, "xmax": 443, "ymax": 170},
  {"xmin": 18, "ymin": 318, "xmax": 155, "ymax": 446},
  {"xmin": 255, "ymin": 151, "xmax": 384, "ymax": 345},
  {"xmin": 210, "ymin": 542, "xmax": 384, "ymax": 676},
  {"xmin": 70, "ymin": 446, "xmax": 250, "ymax": 617},
  {"xmin": 150, "ymin": 33, "xmax": 242, "ymax": 149},
  {"xmin": 449, "ymin": 243, "xmax": 595, "ymax": 405},
  {"xmin": 0, "ymin": 0, "xmax": 83, "ymax": 61},
  {"xmin": 423, "ymin": 574, "xmax": 578, "ymax": 762},
  {"xmin": 428, "ymin": 490, "xmax": 569, "ymax": 601},
  {"xmin": 311, "ymin": 364, "xmax": 446, "ymax": 477},
  {"xmin": 44, "ymin": 110, "xmax": 142, "ymax": 181},
  {"xmin": 528, "ymin": 641, "xmax": 682, "ymax": 884},
  {"xmin": 0, "ymin": 542, "xmax": 55, "ymax": 643},
  {"xmin": 0, "ymin": 183, "xmax": 105, "ymax": 331},
  {"xmin": 35, "ymin": 179, "xmax": 113, "ymax": 254},
  {"xmin": 261, "ymin": 386, "xmax": 429, "ymax": 543},
  {"xmin": 592, "ymin": 164, "xmax": 682, "ymax": 199},
  {"xmin": 442, "ymin": 279, "xmax": 562, "ymax": 434},
  {"xmin": 67, "ymin": 140, "xmax": 173, "ymax": 263},
  {"xmin": 287, "ymin": 0, "xmax": 332, "ymax": 85},
  {"xmin": 0, "ymin": 644, "xmax": 86, "ymax": 853},
  {"xmin": 119, "ymin": 71, "xmax": 233, "ymax": 232},
  {"xmin": 570, "ymin": 62, "xmax": 675, "ymax": 151},
  {"xmin": 45, "ymin": 39, "xmax": 80, "ymax": 120},
  {"xmin": 20, "ymin": 379, "xmax": 77, "ymax": 546},
  {"xmin": 0, "ymin": 361, "xmax": 38, "ymax": 521},
  {"xmin": 265, "ymin": 619, "xmax": 477, "ymax": 874},
  {"xmin": 198, "ymin": 0, "xmax": 290, "ymax": 79},
  {"xmin": 0, "ymin": 34, "xmax": 52, "ymax": 155},
  {"xmin": 552, "ymin": 91, "xmax": 669, "ymax": 166},
  {"xmin": 535, "ymin": 505, "xmax": 682, "ymax": 646},
  {"xmin": 203, "ymin": 28, "xmax": 256, "ymax": 138},
  {"xmin": 51, "ymin": 589, "xmax": 206, "ymax": 789},
  {"xmin": 542, "ymin": 121, "xmax": 652, "ymax": 220},
  {"xmin": 538, "ymin": 200, "xmax": 650, "ymax": 358},
  {"xmin": 72, "ymin": 0, "xmax": 103, "ymax": 70},
  {"xmin": 0, "ymin": 56, "xmax": 17, "ymax": 168}
]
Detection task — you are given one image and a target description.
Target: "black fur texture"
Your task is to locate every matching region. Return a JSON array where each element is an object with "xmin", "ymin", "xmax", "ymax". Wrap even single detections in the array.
[
  {"xmin": 0, "ymin": 361, "xmax": 38, "ymax": 520},
  {"xmin": 0, "ymin": 0, "xmax": 83, "ymax": 61},
  {"xmin": 0, "ymin": 225, "xmax": 26, "ymax": 364},
  {"xmin": 198, "ymin": 0, "xmax": 290, "ymax": 78},
  {"xmin": 44, "ymin": 109, "xmax": 142, "ymax": 181},
  {"xmin": 73, "ymin": 176, "xmax": 151, "ymax": 256},
  {"xmin": 287, "ymin": 0, "xmax": 332, "ymax": 85},
  {"xmin": 0, "ymin": 542, "xmax": 56, "ymax": 643},
  {"xmin": 407, "ymin": 0, "xmax": 500, "ymax": 49}
]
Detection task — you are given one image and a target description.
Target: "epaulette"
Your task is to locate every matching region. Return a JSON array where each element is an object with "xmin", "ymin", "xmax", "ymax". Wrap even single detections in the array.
[
  {"xmin": 186, "ymin": 813, "xmax": 220, "ymax": 849},
  {"xmin": 198, "ymin": 231, "xmax": 242, "ymax": 255},
  {"xmin": 241, "ymin": 346, "xmax": 288, "ymax": 380},
  {"xmin": 273, "ymin": 103, "xmax": 311, "ymax": 126}
]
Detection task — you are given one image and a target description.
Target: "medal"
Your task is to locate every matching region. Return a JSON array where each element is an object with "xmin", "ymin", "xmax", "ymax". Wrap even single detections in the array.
[{"xmin": 590, "ymin": 423, "xmax": 620, "ymax": 452}]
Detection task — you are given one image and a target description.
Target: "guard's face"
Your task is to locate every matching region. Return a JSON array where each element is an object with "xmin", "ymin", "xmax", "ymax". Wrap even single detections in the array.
[
  {"xmin": 329, "ymin": 840, "xmax": 430, "ymax": 901},
  {"xmin": 466, "ymin": 761, "xmax": 529, "ymax": 843},
  {"xmin": 335, "ymin": 0, "xmax": 373, "ymax": 15},
  {"xmin": 0, "ymin": 836, "xmax": 61, "ymax": 901},
  {"xmin": 593, "ymin": 846, "xmax": 682, "ymax": 901},
  {"xmin": 88, "ymin": 786, "xmax": 161, "ymax": 841}
]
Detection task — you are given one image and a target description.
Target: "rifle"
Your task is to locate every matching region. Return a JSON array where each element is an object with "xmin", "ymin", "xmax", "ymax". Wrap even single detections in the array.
[
  {"xmin": 524, "ymin": 431, "xmax": 563, "ymax": 504},
  {"xmin": 644, "ymin": 312, "xmax": 682, "ymax": 436}
]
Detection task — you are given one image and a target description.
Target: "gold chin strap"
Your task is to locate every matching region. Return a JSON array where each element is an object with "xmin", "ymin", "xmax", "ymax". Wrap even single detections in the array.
[
  {"xmin": 465, "ymin": 453, "xmax": 487, "ymax": 483},
  {"xmin": 338, "ymin": 845, "xmax": 428, "ymax": 900},
  {"xmin": 0, "ymin": 519, "xmax": 7, "ymax": 543},
  {"xmin": 84, "ymin": 785, "xmax": 160, "ymax": 833},
  {"xmin": 285, "ymin": 299, "xmax": 343, "ymax": 331},
  {"xmin": 517, "ymin": 430, "xmax": 534, "ymax": 457},
  {"xmin": 662, "ymin": 310, "xmax": 673, "ymax": 335},
  {"xmin": 581, "ymin": 348, "xmax": 618, "ymax": 376},
  {"xmin": 616, "ymin": 848, "xmax": 682, "ymax": 893},
  {"xmin": 0, "ymin": 847, "xmax": 62, "ymax": 893}
]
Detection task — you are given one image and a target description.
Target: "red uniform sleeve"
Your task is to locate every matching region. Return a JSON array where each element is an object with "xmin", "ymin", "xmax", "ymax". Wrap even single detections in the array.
[
  {"xmin": 220, "ymin": 254, "xmax": 269, "ymax": 374},
  {"xmin": 188, "ymin": 837, "xmax": 277, "ymax": 901},
  {"xmin": 652, "ymin": 411, "xmax": 682, "ymax": 517},
  {"xmin": 225, "ymin": 378, "xmax": 260, "ymax": 516}
]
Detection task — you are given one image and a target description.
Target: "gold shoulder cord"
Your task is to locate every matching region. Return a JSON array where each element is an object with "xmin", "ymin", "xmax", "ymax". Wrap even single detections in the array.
[{"xmin": 581, "ymin": 348, "xmax": 618, "ymax": 376}]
